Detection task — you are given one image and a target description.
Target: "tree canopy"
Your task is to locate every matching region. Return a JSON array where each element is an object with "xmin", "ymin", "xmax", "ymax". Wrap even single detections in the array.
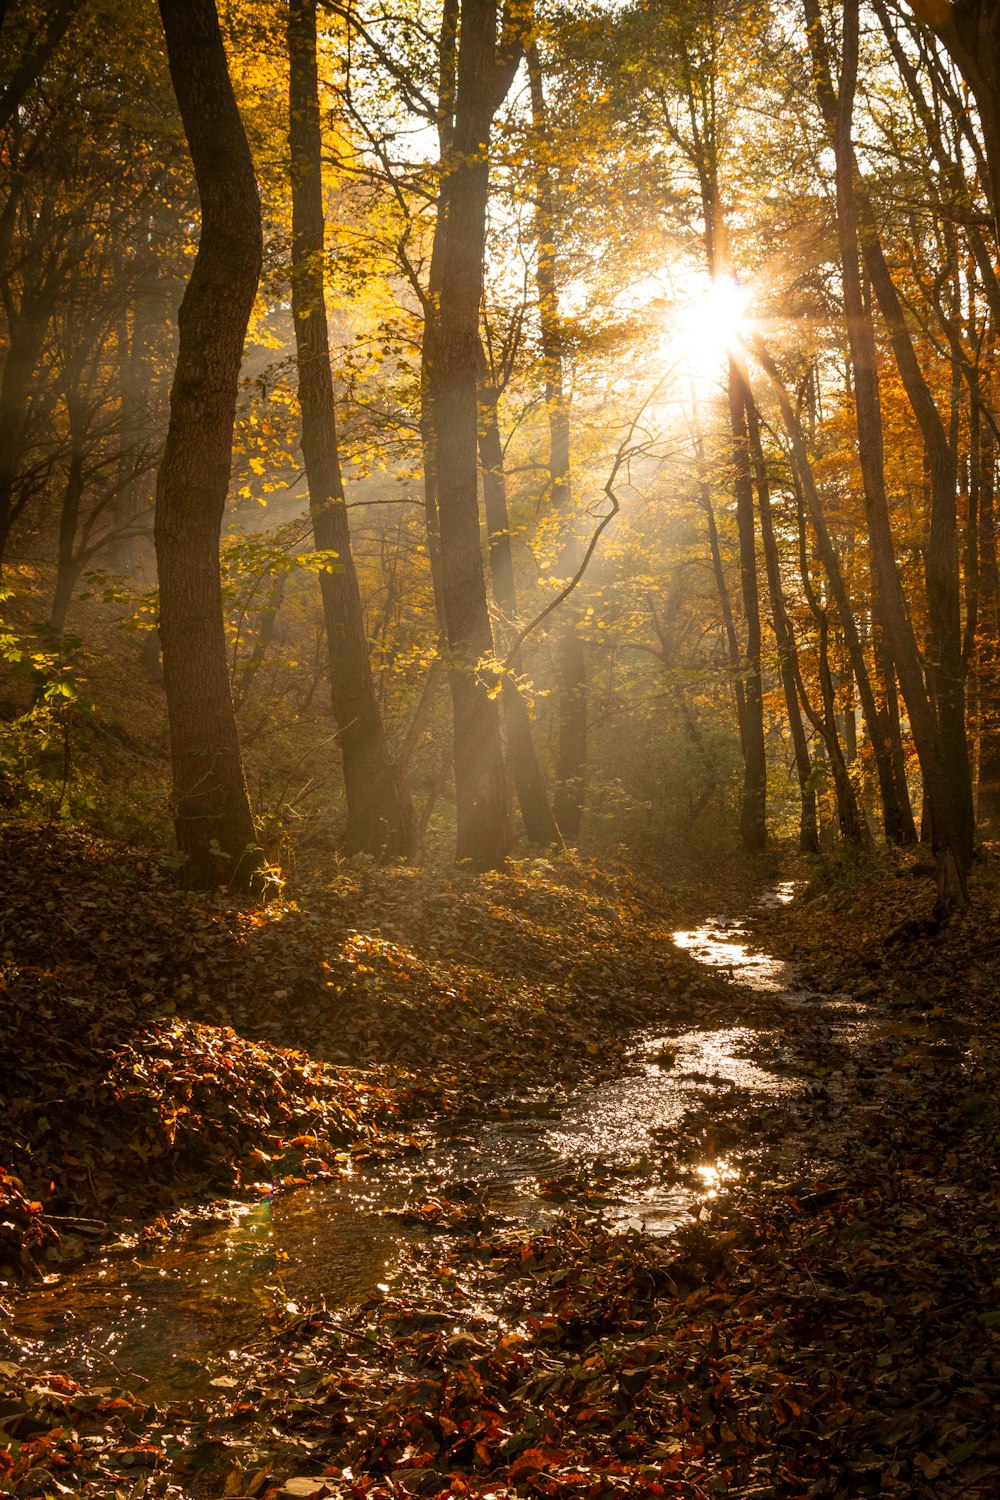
[{"xmin": 0, "ymin": 0, "xmax": 997, "ymax": 904}]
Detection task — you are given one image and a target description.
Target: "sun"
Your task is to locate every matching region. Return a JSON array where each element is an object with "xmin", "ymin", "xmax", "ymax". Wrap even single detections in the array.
[
  {"xmin": 677, "ymin": 274, "xmax": 752, "ymax": 369},
  {"xmin": 650, "ymin": 269, "xmax": 754, "ymax": 385}
]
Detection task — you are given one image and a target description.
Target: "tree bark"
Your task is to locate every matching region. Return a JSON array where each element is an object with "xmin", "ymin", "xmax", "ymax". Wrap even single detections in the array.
[
  {"xmin": 418, "ymin": 0, "xmax": 459, "ymax": 632},
  {"xmin": 727, "ymin": 361, "xmax": 767, "ymax": 851},
  {"xmin": 426, "ymin": 0, "xmax": 516, "ymax": 868},
  {"xmin": 806, "ymin": 0, "xmax": 968, "ymax": 910},
  {"xmin": 154, "ymin": 0, "xmax": 261, "ymax": 890},
  {"xmin": 744, "ymin": 388, "xmax": 819, "ymax": 853},
  {"xmin": 528, "ymin": 42, "xmax": 587, "ymax": 843},
  {"xmin": 479, "ymin": 383, "xmax": 560, "ymax": 845},
  {"xmin": 856, "ymin": 191, "xmax": 975, "ymax": 865},
  {"xmin": 750, "ymin": 336, "xmax": 916, "ymax": 843},
  {"xmin": 288, "ymin": 0, "xmax": 413, "ymax": 857},
  {"xmin": 790, "ymin": 468, "xmax": 868, "ymax": 844},
  {"xmin": 975, "ymin": 422, "xmax": 1000, "ymax": 825},
  {"xmin": 909, "ymin": 0, "xmax": 1000, "ymax": 248},
  {"xmin": 692, "ymin": 416, "xmax": 747, "ymax": 734}
]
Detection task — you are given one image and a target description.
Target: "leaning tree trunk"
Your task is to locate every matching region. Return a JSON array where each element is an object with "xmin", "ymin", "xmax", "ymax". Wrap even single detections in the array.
[
  {"xmin": 692, "ymin": 417, "xmax": 748, "ymax": 741},
  {"xmin": 427, "ymin": 0, "xmax": 514, "ymax": 869},
  {"xmin": 154, "ymin": 0, "xmax": 261, "ymax": 890},
  {"xmin": 790, "ymin": 469, "xmax": 868, "ymax": 845},
  {"xmin": 288, "ymin": 0, "xmax": 413, "ymax": 857},
  {"xmin": 418, "ymin": 0, "xmax": 459, "ymax": 631},
  {"xmin": 857, "ymin": 191, "xmax": 974, "ymax": 866}
]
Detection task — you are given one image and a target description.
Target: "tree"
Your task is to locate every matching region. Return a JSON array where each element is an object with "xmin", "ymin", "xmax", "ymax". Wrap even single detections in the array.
[
  {"xmin": 528, "ymin": 40, "xmax": 587, "ymax": 843},
  {"xmin": 424, "ymin": 0, "xmax": 523, "ymax": 868},
  {"xmin": 804, "ymin": 0, "xmax": 969, "ymax": 910},
  {"xmin": 154, "ymin": 0, "xmax": 262, "ymax": 889},
  {"xmin": 287, "ymin": 0, "xmax": 413, "ymax": 856},
  {"xmin": 905, "ymin": 0, "xmax": 1000, "ymax": 248},
  {"xmin": 478, "ymin": 335, "xmax": 561, "ymax": 846}
]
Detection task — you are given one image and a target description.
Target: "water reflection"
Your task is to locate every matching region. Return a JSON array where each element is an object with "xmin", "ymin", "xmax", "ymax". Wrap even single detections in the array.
[
  {"xmin": 2, "ymin": 1175, "xmax": 419, "ymax": 1399},
  {"xmin": 672, "ymin": 920, "xmax": 798, "ymax": 993},
  {"xmin": 425, "ymin": 1024, "xmax": 789, "ymax": 1237},
  {"xmin": 2, "ymin": 883, "xmax": 813, "ymax": 1398}
]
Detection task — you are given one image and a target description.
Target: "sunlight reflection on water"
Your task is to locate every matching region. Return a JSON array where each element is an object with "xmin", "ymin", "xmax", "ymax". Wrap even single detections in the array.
[
  {"xmin": 2, "ymin": 1176, "xmax": 418, "ymax": 1399},
  {"xmin": 3, "ymin": 883, "xmax": 815, "ymax": 1398},
  {"xmin": 672, "ymin": 921, "xmax": 797, "ymax": 993}
]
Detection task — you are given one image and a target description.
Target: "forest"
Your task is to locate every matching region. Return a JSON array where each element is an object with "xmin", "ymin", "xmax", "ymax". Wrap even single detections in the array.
[{"xmin": 1, "ymin": 0, "xmax": 1000, "ymax": 1497}]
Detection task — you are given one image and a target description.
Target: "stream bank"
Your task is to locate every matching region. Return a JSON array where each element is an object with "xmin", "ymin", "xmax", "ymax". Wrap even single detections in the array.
[{"xmin": 2, "ymin": 835, "xmax": 1000, "ymax": 1497}]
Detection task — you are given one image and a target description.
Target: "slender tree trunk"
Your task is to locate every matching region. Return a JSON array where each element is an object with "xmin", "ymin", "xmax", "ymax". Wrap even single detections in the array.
[
  {"xmin": 857, "ymin": 189, "xmax": 974, "ymax": 865},
  {"xmin": 49, "ymin": 392, "xmax": 86, "ymax": 636},
  {"xmin": 727, "ymin": 362, "xmax": 767, "ymax": 851},
  {"xmin": 750, "ymin": 337, "xmax": 916, "ymax": 842},
  {"xmin": 154, "ymin": 0, "xmax": 261, "ymax": 890},
  {"xmin": 479, "ymin": 384, "xmax": 560, "ymax": 845},
  {"xmin": 976, "ymin": 423, "xmax": 1000, "ymax": 825},
  {"xmin": 427, "ymin": 0, "xmax": 514, "ymax": 868},
  {"xmin": 0, "ymin": 309, "xmax": 46, "ymax": 568},
  {"xmin": 693, "ymin": 420, "xmax": 747, "ymax": 733},
  {"xmin": 790, "ymin": 475, "xmax": 868, "ymax": 844},
  {"xmin": 288, "ymin": 0, "xmax": 412, "ymax": 856},
  {"xmin": 805, "ymin": 0, "xmax": 967, "ymax": 910},
  {"xmin": 872, "ymin": 591, "xmax": 914, "ymax": 838},
  {"xmin": 841, "ymin": 647, "xmax": 858, "ymax": 763},
  {"xmin": 528, "ymin": 42, "xmax": 586, "ymax": 842},
  {"xmin": 233, "ymin": 570, "xmax": 286, "ymax": 712},
  {"xmin": 744, "ymin": 389, "xmax": 818, "ymax": 852},
  {"xmin": 913, "ymin": 0, "xmax": 1000, "ymax": 248},
  {"xmin": 418, "ymin": 0, "xmax": 459, "ymax": 631}
]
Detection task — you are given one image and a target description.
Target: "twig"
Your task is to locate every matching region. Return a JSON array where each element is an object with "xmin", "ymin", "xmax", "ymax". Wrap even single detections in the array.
[{"xmin": 501, "ymin": 383, "xmax": 667, "ymax": 669}]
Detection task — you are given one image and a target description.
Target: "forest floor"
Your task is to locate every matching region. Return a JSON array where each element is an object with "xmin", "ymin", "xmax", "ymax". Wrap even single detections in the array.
[{"xmin": 0, "ymin": 825, "xmax": 999, "ymax": 1499}]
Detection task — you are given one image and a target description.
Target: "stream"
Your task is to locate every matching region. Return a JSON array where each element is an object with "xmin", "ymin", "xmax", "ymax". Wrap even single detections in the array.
[{"xmin": 1, "ymin": 885, "xmax": 856, "ymax": 1403}]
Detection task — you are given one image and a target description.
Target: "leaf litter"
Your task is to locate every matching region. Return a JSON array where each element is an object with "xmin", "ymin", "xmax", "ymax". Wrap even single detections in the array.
[{"xmin": 0, "ymin": 827, "xmax": 999, "ymax": 1496}]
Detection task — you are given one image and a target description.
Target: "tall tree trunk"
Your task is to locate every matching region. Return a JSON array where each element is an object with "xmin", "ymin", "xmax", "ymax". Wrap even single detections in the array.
[
  {"xmin": 855, "ymin": 189, "xmax": 974, "ymax": 865},
  {"xmin": 49, "ymin": 390, "xmax": 86, "ymax": 637},
  {"xmin": 287, "ymin": 0, "xmax": 413, "ymax": 857},
  {"xmin": 418, "ymin": 0, "xmax": 459, "ymax": 630},
  {"xmin": 751, "ymin": 337, "xmax": 916, "ymax": 842},
  {"xmin": 727, "ymin": 362, "xmax": 767, "ymax": 851},
  {"xmin": 871, "ymin": 590, "xmax": 914, "ymax": 837},
  {"xmin": 911, "ymin": 0, "xmax": 1000, "ymax": 248},
  {"xmin": 692, "ymin": 418, "xmax": 747, "ymax": 734},
  {"xmin": 744, "ymin": 389, "xmax": 819, "ymax": 852},
  {"xmin": 805, "ymin": 0, "xmax": 968, "ymax": 910},
  {"xmin": 791, "ymin": 471, "xmax": 868, "ymax": 844},
  {"xmin": 976, "ymin": 422, "xmax": 1000, "ymax": 825},
  {"xmin": 528, "ymin": 42, "xmax": 586, "ymax": 843},
  {"xmin": 154, "ymin": 0, "xmax": 261, "ymax": 890},
  {"xmin": 0, "ymin": 307, "xmax": 46, "ymax": 568},
  {"xmin": 427, "ymin": 0, "xmax": 516, "ymax": 869},
  {"xmin": 479, "ymin": 383, "xmax": 560, "ymax": 845}
]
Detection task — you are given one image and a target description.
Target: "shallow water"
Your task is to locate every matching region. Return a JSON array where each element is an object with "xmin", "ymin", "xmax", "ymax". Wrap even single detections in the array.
[
  {"xmin": 4, "ymin": 1174, "xmax": 422, "ymax": 1400},
  {"xmin": 0, "ymin": 884, "xmax": 823, "ymax": 1398}
]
